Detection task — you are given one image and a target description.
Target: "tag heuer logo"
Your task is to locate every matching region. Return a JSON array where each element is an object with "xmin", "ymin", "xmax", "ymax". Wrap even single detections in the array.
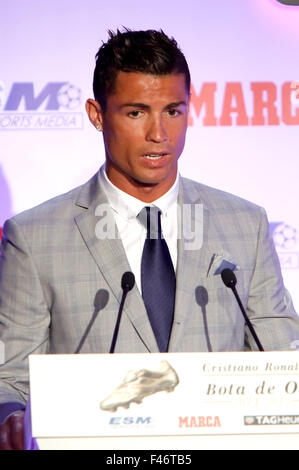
[{"xmin": 244, "ymin": 415, "xmax": 299, "ymax": 425}]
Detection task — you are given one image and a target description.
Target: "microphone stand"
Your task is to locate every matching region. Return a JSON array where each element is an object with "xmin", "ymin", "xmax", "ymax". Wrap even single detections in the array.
[
  {"xmin": 110, "ymin": 272, "xmax": 135, "ymax": 353},
  {"xmin": 230, "ymin": 284, "xmax": 264, "ymax": 352},
  {"xmin": 221, "ymin": 268, "xmax": 264, "ymax": 352}
]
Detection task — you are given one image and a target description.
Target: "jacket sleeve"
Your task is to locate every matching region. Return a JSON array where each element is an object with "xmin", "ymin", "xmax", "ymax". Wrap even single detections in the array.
[
  {"xmin": 0, "ymin": 217, "xmax": 50, "ymax": 407},
  {"xmin": 245, "ymin": 207, "xmax": 299, "ymax": 350}
]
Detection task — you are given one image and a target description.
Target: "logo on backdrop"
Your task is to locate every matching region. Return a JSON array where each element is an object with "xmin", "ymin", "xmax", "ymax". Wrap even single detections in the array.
[
  {"xmin": 270, "ymin": 222, "xmax": 299, "ymax": 269},
  {"xmin": 0, "ymin": 81, "xmax": 84, "ymax": 130},
  {"xmin": 188, "ymin": 81, "xmax": 299, "ymax": 127}
]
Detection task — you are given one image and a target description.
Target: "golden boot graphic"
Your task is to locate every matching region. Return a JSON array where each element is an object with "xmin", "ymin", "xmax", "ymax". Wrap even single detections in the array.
[{"xmin": 100, "ymin": 361, "xmax": 179, "ymax": 412}]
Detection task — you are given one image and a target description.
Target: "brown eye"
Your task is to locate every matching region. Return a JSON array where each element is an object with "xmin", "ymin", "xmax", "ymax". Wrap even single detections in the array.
[
  {"xmin": 128, "ymin": 110, "xmax": 142, "ymax": 118},
  {"xmin": 168, "ymin": 109, "xmax": 180, "ymax": 117}
]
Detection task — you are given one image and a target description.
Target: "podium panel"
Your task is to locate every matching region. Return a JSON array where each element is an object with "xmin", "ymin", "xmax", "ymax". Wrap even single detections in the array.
[
  {"xmin": 28, "ymin": 351, "xmax": 299, "ymax": 450},
  {"xmin": 35, "ymin": 433, "xmax": 299, "ymax": 451}
]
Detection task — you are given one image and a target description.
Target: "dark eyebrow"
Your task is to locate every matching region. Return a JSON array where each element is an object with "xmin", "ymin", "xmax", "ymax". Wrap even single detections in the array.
[
  {"xmin": 121, "ymin": 101, "xmax": 187, "ymax": 110},
  {"xmin": 121, "ymin": 103, "xmax": 150, "ymax": 110},
  {"xmin": 165, "ymin": 101, "xmax": 187, "ymax": 109}
]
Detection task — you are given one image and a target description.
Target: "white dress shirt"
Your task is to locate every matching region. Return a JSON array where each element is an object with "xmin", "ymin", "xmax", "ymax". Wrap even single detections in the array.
[{"xmin": 99, "ymin": 165, "xmax": 179, "ymax": 293}]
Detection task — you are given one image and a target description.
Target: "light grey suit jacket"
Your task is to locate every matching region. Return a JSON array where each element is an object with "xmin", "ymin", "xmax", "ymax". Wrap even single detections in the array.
[{"xmin": 0, "ymin": 172, "xmax": 299, "ymax": 407}]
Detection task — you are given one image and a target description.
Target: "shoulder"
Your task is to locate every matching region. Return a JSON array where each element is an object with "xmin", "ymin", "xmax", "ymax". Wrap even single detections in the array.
[
  {"xmin": 180, "ymin": 176, "xmax": 264, "ymax": 215},
  {"xmin": 1, "ymin": 173, "xmax": 102, "ymax": 248},
  {"xmin": 7, "ymin": 172, "xmax": 99, "ymax": 227}
]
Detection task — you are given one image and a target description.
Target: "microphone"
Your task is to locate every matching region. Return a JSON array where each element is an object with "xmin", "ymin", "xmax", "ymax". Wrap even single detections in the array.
[
  {"xmin": 109, "ymin": 271, "xmax": 135, "ymax": 353},
  {"xmin": 221, "ymin": 268, "xmax": 264, "ymax": 352},
  {"xmin": 74, "ymin": 289, "xmax": 109, "ymax": 353}
]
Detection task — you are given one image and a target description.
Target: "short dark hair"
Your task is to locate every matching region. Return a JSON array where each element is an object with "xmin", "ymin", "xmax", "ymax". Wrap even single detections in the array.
[{"xmin": 93, "ymin": 28, "xmax": 191, "ymax": 111}]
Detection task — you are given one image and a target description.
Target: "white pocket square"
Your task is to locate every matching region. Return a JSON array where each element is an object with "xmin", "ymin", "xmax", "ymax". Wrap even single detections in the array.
[{"xmin": 208, "ymin": 252, "xmax": 240, "ymax": 277}]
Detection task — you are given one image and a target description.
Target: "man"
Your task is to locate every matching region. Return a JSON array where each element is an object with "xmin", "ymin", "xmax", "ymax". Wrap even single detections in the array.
[{"xmin": 0, "ymin": 28, "xmax": 298, "ymax": 450}]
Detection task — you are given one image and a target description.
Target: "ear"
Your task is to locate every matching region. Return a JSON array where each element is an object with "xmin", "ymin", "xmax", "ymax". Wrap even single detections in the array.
[
  {"xmin": 187, "ymin": 92, "xmax": 191, "ymax": 113},
  {"xmin": 85, "ymin": 99, "xmax": 103, "ymax": 131}
]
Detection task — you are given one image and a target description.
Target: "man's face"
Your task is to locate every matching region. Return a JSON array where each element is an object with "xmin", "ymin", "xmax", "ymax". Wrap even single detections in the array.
[{"xmin": 87, "ymin": 71, "xmax": 189, "ymax": 201}]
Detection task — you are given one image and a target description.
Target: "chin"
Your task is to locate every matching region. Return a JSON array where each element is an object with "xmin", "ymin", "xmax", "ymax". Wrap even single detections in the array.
[{"xmin": 134, "ymin": 172, "xmax": 172, "ymax": 187}]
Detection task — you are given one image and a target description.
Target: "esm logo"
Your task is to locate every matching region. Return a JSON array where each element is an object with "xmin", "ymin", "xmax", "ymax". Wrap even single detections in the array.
[{"xmin": 0, "ymin": 81, "xmax": 83, "ymax": 130}]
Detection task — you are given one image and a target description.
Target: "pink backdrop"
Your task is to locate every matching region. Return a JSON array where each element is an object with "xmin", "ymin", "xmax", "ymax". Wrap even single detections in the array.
[{"xmin": 1, "ymin": 0, "xmax": 298, "ymax": 309}]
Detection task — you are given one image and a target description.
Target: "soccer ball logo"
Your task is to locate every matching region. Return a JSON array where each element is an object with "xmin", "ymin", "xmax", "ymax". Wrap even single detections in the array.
[
  {"xmin": 57, "ymin": 83, "xmax": 82, "ymax": 110},
  {"xmin": 272, "ymin": 223, "xmax": 297, "ymax": 250}
]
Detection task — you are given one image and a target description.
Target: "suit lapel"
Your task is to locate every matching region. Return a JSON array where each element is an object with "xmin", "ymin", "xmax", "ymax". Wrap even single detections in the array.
[
  {"xmin": 74, "ymin": 172, "xmax": 159, "ymax": 352},
  {"xmin": 169, "ymin": 178, "xmax": 212, "ymax": 351}
]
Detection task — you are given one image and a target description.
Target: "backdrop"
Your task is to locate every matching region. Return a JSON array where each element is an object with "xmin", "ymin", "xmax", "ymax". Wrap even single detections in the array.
[{"xmin": 0, "ymin": 0, "xmax": 298, "ymax": 309}]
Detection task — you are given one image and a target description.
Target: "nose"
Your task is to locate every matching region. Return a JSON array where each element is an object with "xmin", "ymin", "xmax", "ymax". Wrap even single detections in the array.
[{"xmin": 145, "ymin": 115, "xmax": 168, "ymax": 143}]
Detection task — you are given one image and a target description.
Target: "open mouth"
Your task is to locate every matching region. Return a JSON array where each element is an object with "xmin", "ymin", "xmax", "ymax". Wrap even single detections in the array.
[{"xmin": 143, "ymin": 153, "xmax": 167, "ymax": 160}]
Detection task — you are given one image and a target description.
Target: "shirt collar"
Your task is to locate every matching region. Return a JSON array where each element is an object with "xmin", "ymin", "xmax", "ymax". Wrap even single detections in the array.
[{"xmin": 99, "ymin": 165, "xmax": 179, "ymax": 221}]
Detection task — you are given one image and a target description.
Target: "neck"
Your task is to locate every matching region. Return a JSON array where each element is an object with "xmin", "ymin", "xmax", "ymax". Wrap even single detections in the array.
[{"xmin": 105, "ymin": 166, "xmax": 178, "ymax": 203}]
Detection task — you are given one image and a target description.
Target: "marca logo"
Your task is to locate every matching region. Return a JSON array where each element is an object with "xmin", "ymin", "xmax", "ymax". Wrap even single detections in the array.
[
  {"xmin": 109, "ymin": 416, "xmax": 151, "ymax": 425},
  {"xmin": 0, "ymin": 81, "xmax": 83, "ymax": 130},
  {"xmin": 178, "ymin": 416, "xmax": 221, "ymax": 428},
  {"xmin": 270, "ymin": 221, "xmax": 299, "ymax": 269},
  {"xmin": 188, "ymin": 81, "xmax": 299, "ymax": 127}
]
